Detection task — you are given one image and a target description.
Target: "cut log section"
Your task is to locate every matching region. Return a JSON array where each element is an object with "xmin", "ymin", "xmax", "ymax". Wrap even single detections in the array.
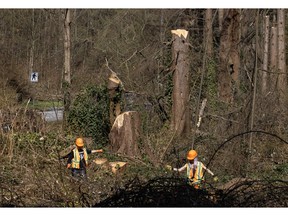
[
  {"xmin": 59, "ymin": 145, "xmax": 74, "ymax": 158},
  {"xmin": 93, "ymin": 158, "xmax": 108, "ymax": 165},
  {"xmin": 109, "ymin": 162, "xmax": 127, "ymax": 174},
  {"xmin": 109, "ymin": 111, "xmax": 141, "ymax": 157}
]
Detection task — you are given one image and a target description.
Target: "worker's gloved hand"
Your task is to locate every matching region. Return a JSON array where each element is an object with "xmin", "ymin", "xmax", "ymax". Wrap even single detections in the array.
[
  {"xmin": 213, "ymin": 175, "xmax": 219, "ymax": 182},
  {"xmin": 67, "ymin": 163, "xmax": 71, "ymax": 169}
]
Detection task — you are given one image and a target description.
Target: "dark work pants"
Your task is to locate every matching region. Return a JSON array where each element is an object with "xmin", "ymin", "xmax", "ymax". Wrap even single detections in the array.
[{"xmin": 71, "ymin": 168, "xmax": 87, "ymax": 180}]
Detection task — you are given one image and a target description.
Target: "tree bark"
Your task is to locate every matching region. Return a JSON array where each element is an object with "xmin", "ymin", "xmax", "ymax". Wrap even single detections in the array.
[
  {"xmin": 277, "ymin": 9, "xmax": 287, "ymax": 106},
  {"xmin": 108, "ymin": 72, "xmax": 123, "ymax": 126},
  {"xmin": 230, "ymin": 9, "xmax": 240, "ymax": 88},
  {"xmin": 218, "ymin": 9, "xmax": 224, "ymax": 33},
  {"xmin": 62, "ymin": 9, "xmax": 72, "ymax": 129},
  {"xmin": 29, "ymin": 9, "xmax": 35, "ymax": 76},
  {"xmin": 218, "ymin": 9, "xmax": 233, "ymax": 103},
  {"xmin": 218, "ymin": 9, "xmax": 240, "ymax": 103},
  {"xmin": 170, "ymin": 29, "xmax": 191, "ymax": 136},
  {"xmin": 270, "ymin": 25, "xmax": 278, "ymax": 91},
  {"xmin": 249, "ymin": 10, "xmax": 259, "ymax": 154},
  {"xmin": 205, "ymin": 9, "xmax": 213, "ymax": 58},
  {"xmin": 109, "ymin": 111, "xmax": 141, "ymax": 157},
  {"xmin": 261, "ymin": 15, "xmax": 269, "ymax": 95},
  {"xmin": 63, "ymin": 9, "xmax": 71, "ymax": 86}
]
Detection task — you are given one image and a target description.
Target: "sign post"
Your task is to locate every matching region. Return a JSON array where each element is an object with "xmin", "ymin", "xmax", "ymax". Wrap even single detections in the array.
[{"xmin": 30, "ymin": 72, "xmax": 39, "ymax": 82}]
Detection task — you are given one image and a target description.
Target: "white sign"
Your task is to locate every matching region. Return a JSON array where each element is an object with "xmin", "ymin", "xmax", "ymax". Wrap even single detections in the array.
[{"xmin": 30, "ymin": 72, "xmax": 38, "ymax": 82}]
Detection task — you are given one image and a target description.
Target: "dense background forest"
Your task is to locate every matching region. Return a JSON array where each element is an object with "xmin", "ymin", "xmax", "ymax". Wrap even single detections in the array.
[{"xmin": 0, "ymin": 9, "xmax": 287, "ymax": 207}]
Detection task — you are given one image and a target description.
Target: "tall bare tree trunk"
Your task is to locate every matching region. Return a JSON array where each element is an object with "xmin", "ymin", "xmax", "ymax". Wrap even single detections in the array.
[
  {"xmin": 218, "ymin": 9, "xmax": 224, "ymax": 33},
  {"xmin": 170, "ymin": 29, "xmax": 191, "ymax": 136},
  {"xmin": 277, "ymin": 9, "xmax": 287, "ymax": 106},
  {"xmin": 230, "ymin": 9, "xmax": 240, "ymax": 89},
  {"xmin": 270, "ymin": 23, "xmax": 278, "ymax": 91},
  {"xmin": 29, "ymin": 9, "xmax": 35, "ymax": 76},
  {"xmin": 218, "ymin": 9, "xmax": 240, "ymax": 103},
  {"xmin": 63, "ymin": 9, "xmax": 72, "ymax": 129},
  {"xmin": 218, "ymin": 9, "xmax": 233, "ymax": 103},
  {"xmin": 261, "ymin": 15, "xmax": 269, "ymax": 95},
  {"xmin": 205, "ymin": 9, "xmax": 213, "ymax": 58},
  {"xmin": 249, "ymin": 10, "xmax": 260, "ymax": 154}
]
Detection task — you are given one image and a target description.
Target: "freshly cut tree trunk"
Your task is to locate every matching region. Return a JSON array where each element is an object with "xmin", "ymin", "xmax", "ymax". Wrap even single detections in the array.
[
  {"xmin": 277, "ymin": 9, "xmax": 287, "ymax": 106},
  {"xmin": 261, "ymin": 15, "xmax": 269, "ymax": 95},
  {"xmin": 108, "ymin": 72, "xmax": 123, "ymax": 126},
  {"xmin": 109, "ymin": 162, "xmax": 127, "ymax": 174},
  {"xmin": 109, "ymin": 111, "xmax": 140, "ymax": 157},
  {"xmin": 170, "ymin": 29, "xmax": 191, "ymax": 136},
  {"xmin": 270, "ymin": 25, "xmax": 278, "ymax": 91}
]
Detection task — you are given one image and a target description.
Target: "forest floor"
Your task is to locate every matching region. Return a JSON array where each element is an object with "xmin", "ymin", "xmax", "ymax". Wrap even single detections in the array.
[{"xmin": 0, "ymin": 146, "xmax": 287, "ymax": 207}]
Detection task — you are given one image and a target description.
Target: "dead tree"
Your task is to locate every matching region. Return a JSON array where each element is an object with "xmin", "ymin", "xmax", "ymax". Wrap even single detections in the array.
[
  {"xmin": 109, "ymin": 111, "xmax": 141, "ymax": 157},
  {"xmin": 170, "ymin": 29, "xmax": 191, "ymax": 136}
]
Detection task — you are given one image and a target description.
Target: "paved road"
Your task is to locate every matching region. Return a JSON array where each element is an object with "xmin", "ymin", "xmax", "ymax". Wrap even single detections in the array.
[{"xmin": 42, "ymin": 108, "xmax": 63, "ymax": 122}]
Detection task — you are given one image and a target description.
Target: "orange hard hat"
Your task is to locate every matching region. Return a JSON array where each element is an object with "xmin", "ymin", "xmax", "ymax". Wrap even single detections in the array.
[
  {"xmin": 187, "ymin": 150, "xmax": 197, "ymax": 160},
  {"xmin": 75, "ymin": 138, "xmax": 84, "ymax": 147}
]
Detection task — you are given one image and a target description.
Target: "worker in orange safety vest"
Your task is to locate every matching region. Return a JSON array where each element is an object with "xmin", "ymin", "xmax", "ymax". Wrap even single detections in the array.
[
  {"xmin": 65, "ymin": 137, "xmax": 103, "ymax": 179},
  {"xmin": 171, "ymin": 150, "xmax": 218, "ymax": 189}
]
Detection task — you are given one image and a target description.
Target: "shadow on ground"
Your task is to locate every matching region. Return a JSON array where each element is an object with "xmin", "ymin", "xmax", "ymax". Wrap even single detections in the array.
[{"xmin": 93, "ymin": 177, "xmax": 288, "ymax": 207}]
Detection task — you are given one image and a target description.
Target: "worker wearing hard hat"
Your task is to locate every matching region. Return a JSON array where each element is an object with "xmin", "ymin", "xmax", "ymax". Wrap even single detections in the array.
[
  {"xmin": 66, "ymin": 137, "xmax": 103, "ymax": 179},
  {"xmin": 171, "ymin": 150, "xmax": 218, "ymax": 189}
]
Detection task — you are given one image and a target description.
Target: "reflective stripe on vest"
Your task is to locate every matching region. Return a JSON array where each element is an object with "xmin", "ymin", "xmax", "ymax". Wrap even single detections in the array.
[
  {"xmin": 187, "ymin": 161, "xmax": 203, "ymax": 184},
  {"xmin": 71, "ymin": 148, "xmax": 88, "ymax": 169}
]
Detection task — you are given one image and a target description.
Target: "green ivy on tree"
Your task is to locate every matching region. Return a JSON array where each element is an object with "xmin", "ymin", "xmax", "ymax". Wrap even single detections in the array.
[{"xmin": 67, "ymin": 85, "xmax": 110, "ymax": 147}]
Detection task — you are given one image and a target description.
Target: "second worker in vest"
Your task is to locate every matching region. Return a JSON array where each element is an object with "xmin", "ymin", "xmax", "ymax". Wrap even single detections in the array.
[
  {"xmin": 66, "ymin": 137, "xmax": 103, "ymax": 179},
  {"xmin": 172, "ymin": 150, "xmax": 218, "ymax": 189}
]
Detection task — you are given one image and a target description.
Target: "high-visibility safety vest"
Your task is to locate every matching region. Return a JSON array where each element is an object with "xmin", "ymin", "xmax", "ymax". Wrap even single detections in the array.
[
  {"xmin": 186, "ymin": 161, "xmax": 204, "ymax": 185},
  {"xmin": 71, "ymin": 148, "xmax": 88, "ymax": 169}
]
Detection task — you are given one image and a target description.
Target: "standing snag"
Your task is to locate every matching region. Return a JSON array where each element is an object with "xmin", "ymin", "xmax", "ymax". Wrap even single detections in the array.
[
  {"xmin": 170, "ymin": 29, "xmax": 191, "ymax": 136},
  {"xmin": 108, "ymin": 72, "xmax": 123, "ymax": 126}
]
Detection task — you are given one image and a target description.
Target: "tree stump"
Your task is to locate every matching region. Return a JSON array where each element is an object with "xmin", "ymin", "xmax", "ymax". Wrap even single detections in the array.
[{"xmin": 109, "ymin": 111, "xmax": 141, "ymax": 157}]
